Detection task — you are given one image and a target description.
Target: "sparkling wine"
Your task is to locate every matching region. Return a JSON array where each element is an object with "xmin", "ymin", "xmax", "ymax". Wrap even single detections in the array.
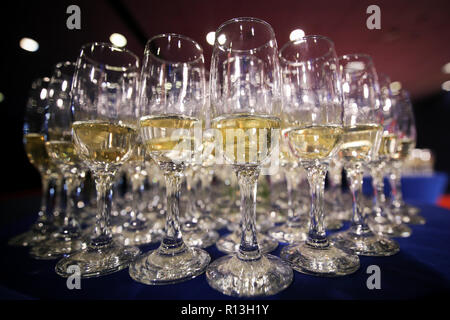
[
  {"xmin": 24, "ymin": 133, "xmax": 52, "ymax": 172},
  {"xmin": 72, "ymin": 120, "xmax": 136, "ymax": 168},
  {"xmin": 139, "ymin": 114, "xmax": 200, "ymax": 164},
  {"xmin": 287, "ymin": 125, "xmax": 343, "ymax": 162},
  {"xmin": 338, "ymin": 124, "xmax": 383, "ymax": 164},
  {"xmin": 45, "ymin": 140, "xmax": 80, "ymax": 167},
  {"xmin": 211, "ymin": 113, "xmax": 281, "ymax": 166}
]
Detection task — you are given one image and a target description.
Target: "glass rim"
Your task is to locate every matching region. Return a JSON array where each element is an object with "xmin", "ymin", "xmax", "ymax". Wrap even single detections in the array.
[
  {"xmin": 279, "ymin": 35, "xmax": 336, "ymax": 66},
  {"xmin": 79, "ymin": 42, "xmax": 140, "ymax": 72},
  {"xmin": 214, "ymin": 17, "xmax": 277, "ymax": 53},
  {"xmin": 144, "ymin": 33, "xmax": 204, "ymax": 66}
]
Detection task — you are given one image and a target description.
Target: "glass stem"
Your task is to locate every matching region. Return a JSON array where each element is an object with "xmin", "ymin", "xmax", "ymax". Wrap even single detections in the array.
[
  {"xmin": 304, "ymin": 163, "xmax": 329, "ymax": 248},
  {"xmin": 35, "ymin": 173, "xmax": 51, "ymax": 230},
  {"xmin": 347, "ymin": 165, "xmax": 371, "ymax": 234},
  {"xmin": 127, "ymin": 173, "xmax": 146, "ymax": 231},
  {"xmin": 91, "ymin": 173, "xmax": 115, "ymax": 247},
  {"xmin": 63, "ymin": 174, "xmax": 81, "ymax": 233},
  {"xmin": 285, "ymin": 168, "xmax": 300, "ymax": 227},
  {"xmin": 389, "ymin": 166, "xmax": 403, "ymax": 209},
  {"xmin": 158, "ymin": 167, "xmax": 186, "ymax": 255},
  {"xmin": 184, "ymin": 170, "xmax": 199, "ymax": 228},
  {"xmin": 52, "ymin": 176, "xmax": 64, "ymax": 220},
  {"xmin": 200, "ymin": 168, "xmax": 213, "ymax": 212},
  {"xmin": 235, "ymin": 165, "xmax": 261, "ymax": 262},
  {"xmin": 371, "ymin": 163, "xmax": 384, "ymax": 217}
]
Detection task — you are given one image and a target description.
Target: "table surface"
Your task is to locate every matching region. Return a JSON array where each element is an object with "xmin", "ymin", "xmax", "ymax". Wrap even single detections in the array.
[{"xmin": 0, "ymin": 194, "xmax": 449, "ymax": 300}]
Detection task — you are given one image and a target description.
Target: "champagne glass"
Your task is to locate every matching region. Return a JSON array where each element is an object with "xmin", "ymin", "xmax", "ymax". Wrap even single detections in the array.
[
  {"xmin": 206, "ymin": 17, "xmax": 293, "ymax": 297},
  {"xmin": 330, "ymin": 54, "xmax": 399, "ymax": 256},
  {"xmin": 279, "ymin": 36, "xmax": 360, "ymax": 276},
  {"xmin": 55, "ymin": 43, "xmax": 141, "ymax": 278},
  {"xmin": 9, "ymin": 78, "xmax": 58, "ymax": 247},
  {"xmin": 129, "ymin": 33, "xmax": 211, "ymax": 285},
  {"xmin": 366, "ymin": 74, "xmax": 412, "ymax": 237},
  {"xmin": 30, "ymin": 62, "xmax": 88, "ymax": 259},
  {"xmin": 387, "ymin": 88, "xmax": 425, "ymax": 224}
]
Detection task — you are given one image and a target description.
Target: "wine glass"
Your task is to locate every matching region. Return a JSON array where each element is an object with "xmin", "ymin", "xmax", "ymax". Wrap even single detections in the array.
[
  {"xmin": 366, "ymin": 74, "xmax": 412, "ymax": 237},
  {"xmin": 388, "ymin": 88, "xmax": 425, "ymax": 224},
  {"xmin": 329, "ymin": 54, "xmax": 399, "ymax": 256},
  {"xmin": 129, "ymin": 33, "xmax": 211, "ymax": 285},
  {"xmin": 9, "ymin": 78, "xmax": 59, "ymax": 247},
  {"xmin": 30, "ymin": 61, "xmax": 88, "ymax": 259},
  {"xmin": 279, "ymin": 36, "xmax": 360, "ymax": 276},
  {"xmin": 206, "ymin": 17, "xmax": 293, "ymax": 297},
  {"xmin": 55, "ymin": 43, "xmax": 141, "ymax": 278}
]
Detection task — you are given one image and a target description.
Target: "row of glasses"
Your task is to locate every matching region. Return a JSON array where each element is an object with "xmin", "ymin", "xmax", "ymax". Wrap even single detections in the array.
[
  {"xmin": 13, "ymin": 16, "xmax": 425, "ymax": 298},
  {"xmin": 9, "ymin": 78, "xmax": 60, "ymax": 247},
  {"xmin": 365, "ymin": 74, "xmax": 412, "ymax": 238},
  {"xmin": 30, "ymin": 62, "xmax": 88, "ymax": 260},
  {"xmin": 279, "ymin": 36, "xmax": 360, "ymax": 276},
  {"xmin": 387, "ymin": 89, "xmax": 426, "ymax": 225},
  {"xmin": 329, "ymin": 54, "xmax": 400, "ymax": 256}
]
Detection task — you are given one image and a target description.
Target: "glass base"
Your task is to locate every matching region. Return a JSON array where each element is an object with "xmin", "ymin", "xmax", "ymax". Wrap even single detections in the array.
[
  {"xmin": 324, "ymin": 217, "xmax": 344, "ymax": 231},
  {"xmin": 267, "ymin": 224, "xmax": 308, "ymax": 244},
  {"xmin": 30, "ymin": 232, "xmax": 87, "ymax": 260},
  {"xmin": 216, "ymin": 231, "xmax": 278, "ymax": 254},
  {"xmin": 129, "ymin": 246, "xmax": 210, "ymax": 285},
  {"xmin": 206, "ymin": 254, "xmax": 293, "ymax": 297},
  {"xmin": 367, "ymin": 216, "xmax": 412, "ymax": 238},
  {"xmin": 280, "ymin": 242, "xmax": 360, "ymax": 277},
  {"xmin": 330, "ymin": 226, "xmax": 400, "ymax": 256},
  {"xmin": 55, "ymin": 241, "xmax": 141, "ymax": 278},
  {"xmin": 8, "ymin": 230, "xmax": 47, "ymax": 247},
  {"xmin": 182, "ymin": 227, "xmax": 219, "ymax": 248}
]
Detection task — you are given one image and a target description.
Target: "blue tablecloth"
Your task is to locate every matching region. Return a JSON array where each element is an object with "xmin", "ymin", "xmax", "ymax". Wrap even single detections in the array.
[
  {"xmin": 362, "ymin": 172, "xmax": 448, "ymax": 204},
  {"xmin": 0, "ymin": 183, "xmax": 449, "ymax": 300}
]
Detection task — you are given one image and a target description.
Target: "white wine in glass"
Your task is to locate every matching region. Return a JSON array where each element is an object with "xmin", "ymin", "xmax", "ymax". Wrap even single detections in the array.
[
  {"xmin": 55, "ymin": 43, "xmax": 141, "ymax": 278},
  {"xmin": 330, "ymin": 54, "xmax": 400, "ymax": 256},
  {"xmin": 206, "ymin": 17, "xmax": 293, "ymax": 297},
  {"xmin": 128, "ymin": 33, "xmax": 211, "ymax": 286}
]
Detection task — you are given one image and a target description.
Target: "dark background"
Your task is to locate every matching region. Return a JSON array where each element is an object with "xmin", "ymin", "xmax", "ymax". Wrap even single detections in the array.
[{"xmin": 1, "ymin": 0, "xmax": 449, "ymax": 197}]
